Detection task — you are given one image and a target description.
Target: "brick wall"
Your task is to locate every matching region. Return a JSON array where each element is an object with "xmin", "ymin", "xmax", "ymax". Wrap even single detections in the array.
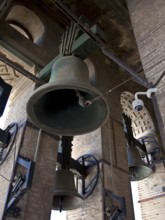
[
  {"xmin": 127, "ymin": 0, "xmax": 165, "ymax": 144},
  {"xmin": 0, "ymin": 74, "xmax": 59, "ymax": 220},
  {"xmin": 3, "ymin": 124, "xmax": 58, "ymax": 220},
  {"xmin": 67, "ymin": 128, "xmax": 104, "ymax": 220},
  {"xmin": 66, "ymin": 54, "xmax": 135, "ymax": 220},
  {"xmin": 66, "ymin": 117, "xmax": 134, "ymax": 220},
  {"xmin": 101, "ymin": 118, "xmax": 134, "ymax": 220},
  {"xmin": 0, "ymin": 76, "xmax": 34, "ymax": 218},
  {"xmin": 126, "ymin": 0, "xmax": 165, "ymax": 219},
  {"xmin": 137, "ymin": 164, "xmax": 165, "ymax": 220}
]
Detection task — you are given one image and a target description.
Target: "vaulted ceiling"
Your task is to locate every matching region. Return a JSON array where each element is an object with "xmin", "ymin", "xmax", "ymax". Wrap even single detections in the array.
[{"xmin": 0, "ymin": 0, "xmax": 143, "ymax": 86}]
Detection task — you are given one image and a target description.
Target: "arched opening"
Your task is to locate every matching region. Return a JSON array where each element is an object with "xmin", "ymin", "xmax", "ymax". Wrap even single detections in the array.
[
  {"xmin": 5, "ymin": 5, "xmax": 46, "ymax": 45},
  {"xmin": 120, "ymin": 91, "xmax": 155, "ymax": 139}
]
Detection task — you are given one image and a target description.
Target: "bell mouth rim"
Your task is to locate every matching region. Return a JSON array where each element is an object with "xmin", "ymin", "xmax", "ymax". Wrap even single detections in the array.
[
  {"xmin": 52, "ymin": 194, "xmax": 83, "ymax": 210},
  {"xmin": 130, "ymin": 164, "xmax": 153, "ymax": 181},
  {"xmin": 53, "ymin": 192, "xmax": 83, "ymax": 199}
]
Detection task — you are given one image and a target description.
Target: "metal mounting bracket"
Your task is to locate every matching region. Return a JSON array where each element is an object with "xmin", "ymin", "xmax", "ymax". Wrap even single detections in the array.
[
  {"xmin": 4, "ymin": 155, "xmax": 35, "ymax": 216},
  {"xmin": 105, "ymin": 190, "xmax": 126, "ymax": 220}
]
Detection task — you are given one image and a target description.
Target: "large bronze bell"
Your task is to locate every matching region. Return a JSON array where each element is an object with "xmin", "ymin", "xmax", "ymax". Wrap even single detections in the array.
[
  {"xmin": 127, "ymin": 144, "xmax": 153, "ymax": 181},
  {"xmin": 26, "ymin": 56, "xmax": 109, "ymax": 136},
  {"xmin": 53, "ymin": 169, "xmax": 83, "ymax": 211}
]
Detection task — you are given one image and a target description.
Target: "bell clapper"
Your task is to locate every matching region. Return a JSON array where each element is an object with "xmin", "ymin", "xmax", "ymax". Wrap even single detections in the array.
[
  {"xmin": 75, "ymin": 90, "xmax": 92, "ymax": 107},
  {"xmin": 59, "ymin": 196, "xmax": 64, "ymax": 212},
  {"xmin": 130, "ymin": 167, "xmax": 135, "ymax": 178}
]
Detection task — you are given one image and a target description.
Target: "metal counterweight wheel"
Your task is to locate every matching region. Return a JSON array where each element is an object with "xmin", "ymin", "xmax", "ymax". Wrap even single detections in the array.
[{"xmin": 77, "ymin": 154, "xmax": 100, "ymax": 199}]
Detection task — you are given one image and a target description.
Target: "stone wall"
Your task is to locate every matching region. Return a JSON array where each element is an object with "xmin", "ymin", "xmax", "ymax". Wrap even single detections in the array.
[{"xmin": 126, "ymin": 0, "xmax": 165, "ymax": 219}]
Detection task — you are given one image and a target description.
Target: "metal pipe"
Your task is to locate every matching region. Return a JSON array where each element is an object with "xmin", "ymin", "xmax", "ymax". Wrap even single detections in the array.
[
  {"xmin": 54, "ymin": 0, "xmax": 149, "ymax": 88},
  {"xmin": 0, "ymin": 53, "xmax": 45, "ymax": 85},
  {"xmin": 102, "ymin": 47, "xmax": 148, "ymax": 88},
  {"xmin": 34, "ymin": 129, "xmax": 42, "ymax": 162},
  {"xmin": 107, "ymin": 118, "xmax": 114, "ymax": 192}
]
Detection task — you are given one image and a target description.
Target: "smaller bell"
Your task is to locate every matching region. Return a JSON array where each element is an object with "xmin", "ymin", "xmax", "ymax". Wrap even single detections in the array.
[
  {"xmin": 127, "ymin": 144, "xmax": 153, "ymax": 181},
  {"xmin": 53, "ymin": 169, "xmax": 83, "ymax": 211}
]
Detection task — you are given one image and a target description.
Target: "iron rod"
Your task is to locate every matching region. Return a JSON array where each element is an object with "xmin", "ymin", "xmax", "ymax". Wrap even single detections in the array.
[
  {"xmin": 55, "ymin": 0, "xmax": 149, "ymax": 88},
  {"xmin": 0, "ymin": 53, "xmax": 45, "ymax": 85},
  {"xmin": 34, "ymin": 129, "xmax": 42, "ymax": 162}
]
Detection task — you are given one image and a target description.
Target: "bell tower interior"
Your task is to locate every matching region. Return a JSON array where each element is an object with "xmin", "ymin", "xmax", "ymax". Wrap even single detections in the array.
[{"xmin": 0, "ymin": 0, "xmax": 165, "ymax": 220}]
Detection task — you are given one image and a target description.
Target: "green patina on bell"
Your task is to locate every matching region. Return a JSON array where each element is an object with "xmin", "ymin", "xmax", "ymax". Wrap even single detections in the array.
[{"xmin": 26, "ymin": 56, "xmax": 109, "ymax": 136}]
